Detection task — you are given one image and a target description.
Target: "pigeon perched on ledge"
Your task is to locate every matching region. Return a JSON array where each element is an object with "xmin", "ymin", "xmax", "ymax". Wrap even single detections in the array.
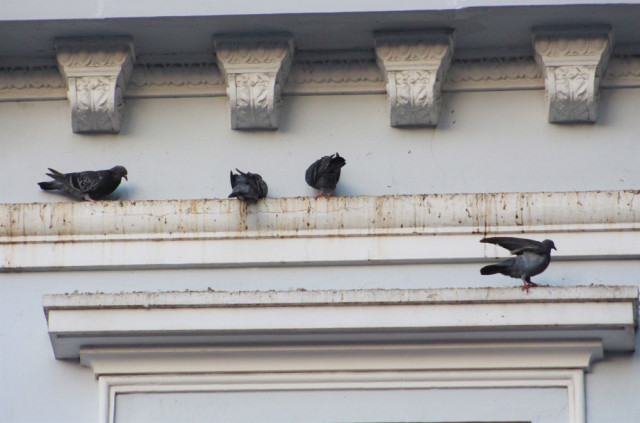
[
  {"xmin": 480, "ymin": 236, "xmax": 557, "ymax": 290},
  {"xmin": 305, "ymin": 152, "xmax": 346, "ymax": 198},
  {"xmin": 38, "ymin": 166, "xmax": 128, "ymax": 201},
  {"xmin": 229, "ymin": 169, "xmax": 268, "ymax": 203}
]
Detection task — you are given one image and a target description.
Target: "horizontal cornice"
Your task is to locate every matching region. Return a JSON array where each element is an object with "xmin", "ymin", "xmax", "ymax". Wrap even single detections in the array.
[
  {"xmin": 1, "ymin": 190, "xmax": 638, "ymax": 271},
  {"xmin": 43, "ymin": 285, "xmax": 639, "ymax": 360},
  {"xmin": 2, "ymin": 53, "xmax": 640, "ymax": 101}
]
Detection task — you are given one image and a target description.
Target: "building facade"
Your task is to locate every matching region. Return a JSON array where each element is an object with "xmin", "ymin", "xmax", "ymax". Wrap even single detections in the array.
[{"xmin": 1, "ymin": 2, "xmax": 639, "ymax": 422}]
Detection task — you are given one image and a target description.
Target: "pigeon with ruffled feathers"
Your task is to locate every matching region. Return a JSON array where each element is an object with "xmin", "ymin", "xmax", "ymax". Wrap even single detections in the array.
[
  {"xmin": 480, "ymin": 236, "xmax": 556, "ymax": 290},
  {"xmin": 305, "ymin": 153, "xmax": 346, "ymax": 198},
  {"xmin": 229, "ymin": 169, "xmax": 268, "ymax": 203},
  {"xmin": 38, "ymin": 166, "xmax": 128, "ymax": 201}
]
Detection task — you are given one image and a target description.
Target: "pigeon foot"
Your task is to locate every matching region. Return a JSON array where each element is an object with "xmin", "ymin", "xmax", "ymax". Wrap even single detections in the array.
[{"xmin": 521, "ymin": 278, "xmax": 540, "ymax": 293}]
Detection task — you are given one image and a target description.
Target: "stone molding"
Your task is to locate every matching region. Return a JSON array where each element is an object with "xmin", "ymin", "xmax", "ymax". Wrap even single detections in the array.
[
  {"xmin": 374, "ymin": 30, "xmax": 454, "ymax": 127},
  {"xmin": 214, "ymin": 34, "xmax": 294, "ymax": 129},
  {"xmin": 55, "ymin": 37, "xmax": 136, "ymax": 133},
  {"xmin": 286, "ymin": 51, "xmax": 385, "ymax": 94},
  {"xmin": 2, "ymin": 190, "xmax": 638, "ymax": 271},
  {"xmin": 40, "ymin": 285, "xmax": 639, "ymax": 423},
  {"xmin": 127, "ymin": 58, "xmax": 225, "ymax": 98},
  {"xmin": 533, "ymin": 27, "xmax": 613, "ymax": 123},
  {"xmin": 2, "ymin": 54, "xmax": 639, "ymax": 102},
  {"xmin": 446, "ymin": 56, "xmax": 543, "ymax": 91},
  {"xmin": 44, "ymin": 285, "xmax": 638, "ymax": 360}
]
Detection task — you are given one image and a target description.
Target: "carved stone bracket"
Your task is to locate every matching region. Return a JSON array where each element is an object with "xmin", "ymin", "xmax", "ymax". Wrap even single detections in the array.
[
  {"xmin": 214, "ymin": 34, "xmax": 294, "ymax": 130},
  {"xmin": 374, "ymin": 31, "xmax": 454, "ymax": 127},
  {"xmin": 55, "ymin": 37, "xmax": 136, "ymax": 133},
  {"xmin": 533, "ymin": 27, "xmax": 612, "ymax": 123}
]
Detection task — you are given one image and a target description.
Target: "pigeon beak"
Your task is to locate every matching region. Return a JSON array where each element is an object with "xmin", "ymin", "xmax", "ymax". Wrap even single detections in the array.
[
  {"xmin": 553, "ymin": 246, "xmax": 557, "ymax": 250},
  {"xmin": 124, "ymin": 175, "xmax": 128, "ymax": 181}
]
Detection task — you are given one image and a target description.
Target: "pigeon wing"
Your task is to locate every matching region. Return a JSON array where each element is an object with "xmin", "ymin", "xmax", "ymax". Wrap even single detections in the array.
[
  {"xmin": 236, "ymin": 169, "xmax": 261, "ymax": 193},
  {"xmin": 45, "ymin": 168, "xmax": 100, "ymax": 196},
  {"xmin": 480, "ymin": 237, "xmax": 544, "ymax": 255},
  {"xmin": 74, "ymin": 171, "xmax": 104, "ymax": 192},
  {"xmin": 305, "ymin": 157, "xmax": 328, "ymax": 187}
]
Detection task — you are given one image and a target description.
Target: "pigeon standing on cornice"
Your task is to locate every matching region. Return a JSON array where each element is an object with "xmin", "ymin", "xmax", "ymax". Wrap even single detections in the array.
[
  {"xmin": 38, "ymin": 166, "xmax": 128, "ymax": 201},
  {"xmin": 229, "ymin": 169, "xmax": 268, "ymax": 203},
  {"xmin": 480, "ymin": 236, "xmax": 557, "ymax": 290},
  {"xmin": 305, "ymin": 152, "xmax": 346, "ymax": 198}
]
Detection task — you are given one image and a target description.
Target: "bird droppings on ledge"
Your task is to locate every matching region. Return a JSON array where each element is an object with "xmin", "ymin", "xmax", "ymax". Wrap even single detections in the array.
[{"xmin": 2, "ymin": 190, "xmax": 639, "ymax": 239}]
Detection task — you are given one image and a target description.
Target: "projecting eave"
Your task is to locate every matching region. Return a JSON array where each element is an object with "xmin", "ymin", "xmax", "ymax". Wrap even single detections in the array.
[
  {"xmin": 43, "ymin": 286, "xmax": 638, "ymax": 361},
  {"xmin": 2, "ymin": 4, "xmax": 640, "ymax": 56}
]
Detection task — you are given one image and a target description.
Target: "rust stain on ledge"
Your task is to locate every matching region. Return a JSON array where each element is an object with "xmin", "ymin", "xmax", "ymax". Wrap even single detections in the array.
[{"xmin": 1, "ymin": 190, "xmax": 638, "ymax": 240}]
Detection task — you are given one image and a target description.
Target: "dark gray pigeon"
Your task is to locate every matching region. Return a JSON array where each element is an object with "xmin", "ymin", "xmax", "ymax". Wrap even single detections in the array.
[
  {"xmin": 38, "ymin": 166, "xmax": 128, "ymax": 201},
  {"xmin": 229, "ymin": 169, "xmax": 268, "ymax": 203},
  {"xmin": 480, "ymin": 237, "xmax": 556, "ymax": 290},
  {"xmin": 305, "ymin": 152, "xmax": 346, "ymax": 198}
]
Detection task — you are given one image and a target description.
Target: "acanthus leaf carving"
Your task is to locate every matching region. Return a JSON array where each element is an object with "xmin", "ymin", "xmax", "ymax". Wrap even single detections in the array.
[
  {"xmin": 533, "ymin": 27, "xmax": 612, "ymax": 123},
  {"xmin": 214, "ymin": 34, "xmax": 294, "ymax": 130},
  {"xmin": 375, "ymin": 30, "xmax": 454, "ymax": 127},
  {"xmin": 55, "ymin": 37, "xmax": 135, "ymax": 134}
]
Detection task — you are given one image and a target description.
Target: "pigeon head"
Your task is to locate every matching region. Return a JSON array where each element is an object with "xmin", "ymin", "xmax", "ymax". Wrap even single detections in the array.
[
  {"xmin": 542, "ymin": 239, "xmax": 557, "ymax": 251},
  {"xmin": 111, "ymin": 166, "xmax": 128, "ymax": 181}
]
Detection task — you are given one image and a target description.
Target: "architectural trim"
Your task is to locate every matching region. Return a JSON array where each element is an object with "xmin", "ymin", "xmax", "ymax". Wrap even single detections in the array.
[
  {"xmin": 446, "ymin": 56, "xmax": 543, "ymax": 91},
  {"xmin": 1, "ymin": 190, "xmax": 638, "ymax": 271},
  {"xmin": 604, "ymin": 54, "xmax": 640, "ymax": 87},
  {"xmin": 55, "ymin": 37, "xmax": 136, "ymax": 133},
  {"xmin": 80, "ymin": 342, "xmax": 604, "ymax": 376},
  {"xmin": 127, "ymin": 56, "xmax": 225, "ymax": 98},
  {"xmin": 285, "ymin": 51, "xmax": 385, "ymax": 94},
  {"xmin": 96, "ymin": 370, "xmax": 587, "ymax": 423},
  {"xmin": 375, "ymin": 30, "xmax": 455, "ymax": 127},
  {"xmin": 214, "ymin": 34, "xmax": 294, "ymax": 129},
  {"xmin": 533, "ymin": 26, "xmax": 613, "ymax": 123},
  {"xmin": 43, "ymin": 285, "xmax": 638, "ymax": 423},
  {"xmin": 43, "ymin": 285, "xmax": 638, "ymax": 360},
  {"xmin": 2, "ymin": 54, "xmax": 639, "ymax": 102}
]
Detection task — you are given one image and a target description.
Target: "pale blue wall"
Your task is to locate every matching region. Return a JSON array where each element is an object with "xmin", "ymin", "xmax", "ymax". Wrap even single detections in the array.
[
  {"xmin": 2, "ymin": 90, "xmax": 639, "ymax": 204},
  {"xmin": 1, "ymin": 89, "xmax": 639, "ymax": 422}
]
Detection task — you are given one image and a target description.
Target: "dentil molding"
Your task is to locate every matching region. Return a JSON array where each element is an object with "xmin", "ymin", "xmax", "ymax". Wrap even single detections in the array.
[
  {"xmin": 374, "ymin": 30, "xmax": 454, "ymax": 127},
  {"xmin": 214, "ymin": 34, "xmax": 294, "ymax": 130},
  {"xmin": 55, "ymin": 37, "xmax": 136, "ymax": 133},
  {"xmin": 533, "ymin": 27, "xmax": 613, "ymax": 123}
]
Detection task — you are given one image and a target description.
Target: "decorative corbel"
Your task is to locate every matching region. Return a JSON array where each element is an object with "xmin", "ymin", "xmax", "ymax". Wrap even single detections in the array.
[
  {"xmin": 533, "ymin": 27, "xmax": 612, "ymax": 123},
  {"xmin": 374, "ymin": 30, "xmax": 454, "ymax": 127},
  {"xmin": 55, "ymin": 37, "xmax": 135, "ymax": 134},
  {"xmin": 214, "ymin": 34, "xmax": 294, "ymax": 130}
]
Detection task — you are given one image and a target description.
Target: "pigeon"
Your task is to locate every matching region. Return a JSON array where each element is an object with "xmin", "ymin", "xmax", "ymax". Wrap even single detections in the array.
[
  {"xmin": 38, "ymin": 166, "xmax": 128, "ymax": 201},
  {"xmin": 305, "ymin": 153, "xmax": 346, "ymax": 198},
  {"xmin": 480, "ymin": 236, "xmax": 557, "ymax": 290},
  {"xmin": 228, "ymin": 169, "xmax": 268, "ymax": 203}
]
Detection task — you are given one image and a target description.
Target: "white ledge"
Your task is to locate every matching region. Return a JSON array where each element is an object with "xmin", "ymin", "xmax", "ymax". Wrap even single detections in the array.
[
  {"xmin": 1, "ymin": 190, "xmax": 638, "ymax": 271},
  {"xmin": 43, "ymin": 286, "xmax": 638, "ymax": 360}
]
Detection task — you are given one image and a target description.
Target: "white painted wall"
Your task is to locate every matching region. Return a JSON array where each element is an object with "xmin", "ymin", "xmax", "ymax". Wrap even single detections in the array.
[
  {"xmin": 1, "ymin": 89, "xmax": 639, "ymax": 422},
  {"xmin": 2, "ymin": 89, "xmax": 639, "ymax": 204}
]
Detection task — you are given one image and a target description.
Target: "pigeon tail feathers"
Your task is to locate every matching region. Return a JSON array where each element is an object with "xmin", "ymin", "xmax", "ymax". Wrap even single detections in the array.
[
  {"xmin": 38, "ymin": 181, "xmax": 59, "ymax": 191},
  {"xmin": 480, "ymin": 264, "xmax": 507, "ymax": 275}
]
